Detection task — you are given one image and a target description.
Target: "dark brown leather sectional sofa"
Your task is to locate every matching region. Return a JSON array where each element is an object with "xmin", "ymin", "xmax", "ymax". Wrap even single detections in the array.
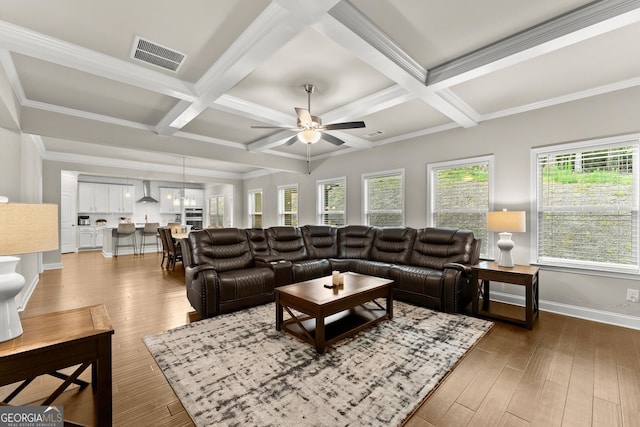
[{"xmin": 182, "ymin": 225, "xmax": 480, "ymax": 319}]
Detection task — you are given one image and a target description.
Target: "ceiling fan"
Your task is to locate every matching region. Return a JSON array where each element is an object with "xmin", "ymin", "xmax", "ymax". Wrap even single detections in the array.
[{"xmin": 251, "ymin": 83, "xmax": 366, "ymax": 147}]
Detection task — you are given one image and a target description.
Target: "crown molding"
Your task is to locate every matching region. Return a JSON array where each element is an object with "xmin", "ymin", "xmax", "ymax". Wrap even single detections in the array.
[
  {"xmin": 42, "ymin": 150, "xmax": 244, "ymax": 181},
  {"xmin": 428, "ymin": 0, "xmax": 640, "ymax": 89}
]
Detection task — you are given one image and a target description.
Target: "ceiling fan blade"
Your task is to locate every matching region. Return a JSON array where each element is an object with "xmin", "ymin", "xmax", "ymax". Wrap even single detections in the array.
[
  {"xmin": 323, "ymin": 121, "xmax": 366, "ymax": 130},
  {"xmin": 283, "ymin": 135, "xmax": 298, "ymax": 146},
  {"xmin": 295, "ymin": 108, "xmax": 313, "ymax": 126},
  {"xmin": 321, "ymin": 132, "xmax": 345, "ymax": 146}
]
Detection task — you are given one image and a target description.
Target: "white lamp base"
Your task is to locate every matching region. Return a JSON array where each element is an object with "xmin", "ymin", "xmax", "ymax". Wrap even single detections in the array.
[
  {"xmin": 0, "ymin": 256, "xmax": 25, "ymax": 342},
  {"xmin": 496, "ymin": 232, "xmax": 515, "ymax": 268}
]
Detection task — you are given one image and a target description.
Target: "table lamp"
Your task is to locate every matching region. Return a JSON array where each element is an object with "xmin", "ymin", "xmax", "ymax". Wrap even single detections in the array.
[
  {"xmin": 0, "ymin": 200, "xmax": 59, "ymax": 342},
  {"xmin": 487, "ymin": 209, "xmax": 526, "ymax": 268}
]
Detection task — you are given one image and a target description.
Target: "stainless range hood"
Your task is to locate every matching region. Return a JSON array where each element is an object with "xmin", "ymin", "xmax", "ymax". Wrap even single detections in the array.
[{"xmin": 137, "ymin": 180, "xmax": 159, "ymax": 203}]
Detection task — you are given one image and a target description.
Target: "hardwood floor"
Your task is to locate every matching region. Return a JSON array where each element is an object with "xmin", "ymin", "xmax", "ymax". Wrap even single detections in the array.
[{"xmin": 4, "ymin": 251, "xmax": 640, "ymax": 426}]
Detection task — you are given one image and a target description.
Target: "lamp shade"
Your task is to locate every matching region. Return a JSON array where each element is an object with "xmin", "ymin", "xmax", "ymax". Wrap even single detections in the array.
[
  {"xmin": 487, "ymin": 210, "xmax": 526, "ymax": 233},
  {"xmin": 0, "ymin": 203, "xmax": 59, "ymax": 255},
  {"xmin": 297, "ymin": 129, "xmax": 321, "ymax": 144}
]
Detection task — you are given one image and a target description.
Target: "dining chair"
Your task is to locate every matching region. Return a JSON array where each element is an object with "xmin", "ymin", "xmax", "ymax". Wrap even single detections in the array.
[{"xmin": 164, "ymin": 228, "xmax": 183, "ymax": 270}]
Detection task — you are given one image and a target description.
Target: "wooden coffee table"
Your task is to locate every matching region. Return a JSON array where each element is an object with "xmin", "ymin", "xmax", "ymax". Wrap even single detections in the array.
[{"xmin": 275, "ymin": 272, "xmax": 393, "ymax": 354}]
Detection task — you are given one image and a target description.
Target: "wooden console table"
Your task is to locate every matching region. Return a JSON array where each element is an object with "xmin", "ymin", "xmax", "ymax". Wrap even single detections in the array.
[
  {"xmin": 0, "ymin": 305, "xmax": 114, "ymax": 426},
  {"xmin": 471, "ymin": 261, "xmax": 539, "ymax": 329}
]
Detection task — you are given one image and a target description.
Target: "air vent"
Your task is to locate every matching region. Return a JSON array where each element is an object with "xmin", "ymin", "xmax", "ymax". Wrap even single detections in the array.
[
  {"xmin": 363, "ymin": 130, "xmax": 384, "ymax": 138},
  {"xmin": 130, "ymin": 36, "xmax": 186, "ymax": 72}
]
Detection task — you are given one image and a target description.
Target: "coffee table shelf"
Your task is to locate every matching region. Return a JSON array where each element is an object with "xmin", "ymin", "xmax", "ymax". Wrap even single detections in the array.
[
  {"xmin": 275, "ymin": 273, "xmax": 393, "ymax": 354},
  {"xmin": 281, "ymin": 304, "xmax": 387, "ymax": 348}
]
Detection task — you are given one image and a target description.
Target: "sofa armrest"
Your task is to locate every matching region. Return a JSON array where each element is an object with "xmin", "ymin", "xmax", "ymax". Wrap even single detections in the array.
[
  {"xmin": 186, "ymin": 264, "xmax": 218, "ymax": 281},
  {"xmin": 441, "ymin": 263, "xmax": 474, "ymax": 313},
  {"xmin": 255, "ymin": 258, "xmax": 293, "ymax": 287},
  {"xmin": 254, "ymin": 255, "xmax": 284, "ymax": 264},
  {"xmin": 443, "ymin": 262, "xmax": 472, "ymax": 275},
  {"xmin": 185, "ymin": 265, "xmax": 220, "ymax": 319}
]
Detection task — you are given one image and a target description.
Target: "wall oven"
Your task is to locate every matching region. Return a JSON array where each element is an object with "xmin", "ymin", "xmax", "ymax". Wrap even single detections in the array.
[{"xmin": 185, "ymin": 207, "xmax": 203, "ymax": 230}]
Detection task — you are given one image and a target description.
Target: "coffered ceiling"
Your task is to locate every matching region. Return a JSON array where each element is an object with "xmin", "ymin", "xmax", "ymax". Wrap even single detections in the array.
[{"xmin": 1, "ymin": 0, "xmax": 639, "ymax": 181}]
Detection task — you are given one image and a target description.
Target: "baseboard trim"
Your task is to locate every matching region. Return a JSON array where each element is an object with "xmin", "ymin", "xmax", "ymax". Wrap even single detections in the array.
[
  {"xmin": 17, "ymin": 275, "xmax": 39, "ymax": 312},
  {"xmin": 490, "ymin": 291, "xmax": 640, "ymax": 331},
  {"xmin": 43, "ymin": 262, "xmax": 63, "ymax": 270}
]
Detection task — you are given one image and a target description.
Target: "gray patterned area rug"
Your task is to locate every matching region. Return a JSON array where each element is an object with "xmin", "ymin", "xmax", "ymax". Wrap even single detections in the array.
[{"xmin": 143, "ymin": 301, "xmax": 492, "ymax": 426}]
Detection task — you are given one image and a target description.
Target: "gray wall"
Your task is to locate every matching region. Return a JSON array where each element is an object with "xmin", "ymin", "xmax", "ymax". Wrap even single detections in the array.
[
  {"xmin": 243, "ymin": 86, "xmax": 640, "ymax": 326},
  {"xmin": 0, "ymin": 129, "xmax": 45, "ymax": 309}
]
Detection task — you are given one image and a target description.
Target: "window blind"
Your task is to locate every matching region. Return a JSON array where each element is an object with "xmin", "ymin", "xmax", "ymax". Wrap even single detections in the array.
[
  {"xmin": 536, "ymin": 141, "xmax": 639, "ymax": 271},
  {"xmin": 280, "ymin": 186, "xmax": 298, "ymax": 226},
  {"xmin": 364, "ymin": 172, "xmax": 403, "ymax": 226},
  {"xmin": 249, "ymin": 190, "xmax": 262, "ymax": 228},
  {"xmin": 318, "ymin": 179, "xmax": 346, "ymax": 226},
  {"xmin": 431, "ymin": 161, "xmax": 490, "ymax": 257}
]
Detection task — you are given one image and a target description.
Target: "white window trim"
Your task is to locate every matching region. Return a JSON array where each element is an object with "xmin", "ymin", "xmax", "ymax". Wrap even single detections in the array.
[
  {"xmin": 248, "ymin": 188, "xmax": 262, "ymax": 228},
  {"xmin": 427, "ymin": 155, "xmax": 494, "ymax": 258},
  {"xmin": 317, "ymin": 177, "xmax": 346, "ymax": 226},
  {"xmin": 278, "ymin": 184, "xmax": 298, "ymax": 226},
  {"xmin": 362, "ymin": 168, "xmax": 405, "ymax": 226},
  {"xmin": 530, "ymin": 133, "xmax": 640, "ymax": 275}
]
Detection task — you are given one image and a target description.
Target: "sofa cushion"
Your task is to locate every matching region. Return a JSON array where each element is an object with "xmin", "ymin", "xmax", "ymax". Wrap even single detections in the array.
[
  {"xmin": 218, "ymin": 268, "xmax": 276, "ymax": 302},
  {"xmin": 410, "ymin": 227, "xmax": 476, "ymax": 269},
  {"xmin": 302, "ymin": 225, "xmax": 338, "ymax": 259},
  {"xmin": 266, "ymin": 227, "xmax": 309, "ymax": 261},
  {"xmin": 337, "ymin": 225, "xmax": 375, "ymax": 259},
  {"xmin": 291, "ymin": 259, "xmax": 332, "ymax": 282},
  {"xmin": 188, "ymin": 228, "xmax": 253, "ymax": 272},
  {"xmin": 370, "ymin": 227, "xmax": 416, "ymax": 265},
  {"xmin": 348, "ymin": 260, "xmax": 393, "ymax": 279},
  {"xmin": 390, "ymin": 265, "xmax": 444, "ymax": 310}
]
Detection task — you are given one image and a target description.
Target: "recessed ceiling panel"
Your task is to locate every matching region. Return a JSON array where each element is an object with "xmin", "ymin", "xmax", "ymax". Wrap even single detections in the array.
[
  {"xmin": 0, "ymin": 0, "xmax": 269, "ymax": 82},
  {"xmin": 358, "ymin": 99, "xmax": 453, "ymax": 142},
  {"xmin": 351, "ymin": 0, "xmax": 592, "ymax": 69},
  {"xmin": 182, "ymin": 108, "xmax": 281, "ymax": 145},
  {"xmin": 450, "ymin": 21, "xmax": 640, "ymax": 115},
  {"xmin": 227, "ymin": 28, "xmax": 394, "ymax": 118},
  {"xmin": 13, "ymin": 54, "xmax": 177, "ymax": 125}
]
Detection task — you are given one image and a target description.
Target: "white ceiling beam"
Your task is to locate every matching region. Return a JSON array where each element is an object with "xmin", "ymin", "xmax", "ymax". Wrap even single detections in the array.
[
  {"xmin": 317, "ymin": 1, "xmax": 478, "ymax": 128},
  {"xmin": 0, "ymin": 20, "xmax": 197, "ymax": 102},
  {"xmin": 155, "ymin": 0, "xmax": 343, "ymax": 135},
  {"xmin": 427, "ymin": 0, "xmax": 640, "ymax": 90},
  {"xmin": 214, "ymin": 94, "xmax": 294, "ymax": 126}
]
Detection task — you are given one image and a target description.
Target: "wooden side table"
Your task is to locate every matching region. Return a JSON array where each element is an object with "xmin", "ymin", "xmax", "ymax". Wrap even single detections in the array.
[
  {"xmin": 0, "ymin": 305, "xmax": 114, "ymax": 426},
  {"xmin": 471, "ymin": 261, "xmax": 540, "ymax": 329}
]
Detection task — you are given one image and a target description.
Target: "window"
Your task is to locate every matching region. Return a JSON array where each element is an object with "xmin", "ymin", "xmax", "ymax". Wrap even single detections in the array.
[
  {"xmin": 317, "ymin": 177, "xmax": 346, "ymax": 226},
  {"xmin": 533, "ymin": 135, "xmax": 639, "ymax": 273},
  {"xmin": 428, "ymin": 156, "xmax": 493, "ymax": 257},
  {"xmin": 363, "ymin": 169, "xmax": 404, "ymax": 226},
  {"xmin": 278, "ymin": 184, "xmax": 298, "ymax": 226},
  {"xmin": 248, "ymin": 189, "xmax": 262, "ymax": 228},
  {"xmin": 209, "ymin": 195, "xmax": 224, "ymax": 227}
]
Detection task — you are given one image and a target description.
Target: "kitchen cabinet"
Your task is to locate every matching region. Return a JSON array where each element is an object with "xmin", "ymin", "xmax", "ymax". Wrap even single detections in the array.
[
  {"xmin": 78, "ymin": 226, "xmax": 105, "ymax": 248},
  {"xmin": 78, "ymin": 183, "xmax": 109, "ymax": 213},
  {"xmin": 184, "ymin": 189, "xmax": 204, "ymax": 207},
  {"xmin": 160, "ymin": 187, "xmax": 183, "ymax": 213},
  {"xmin": 108, "ymin": 185, "xmax": 134, "ymax": 213}
]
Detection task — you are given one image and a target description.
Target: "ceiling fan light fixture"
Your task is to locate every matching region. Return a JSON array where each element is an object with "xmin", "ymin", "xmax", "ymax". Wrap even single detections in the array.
[{"xmin": 298, "ymin": 129, "xmax": 321, "ymax": 144}]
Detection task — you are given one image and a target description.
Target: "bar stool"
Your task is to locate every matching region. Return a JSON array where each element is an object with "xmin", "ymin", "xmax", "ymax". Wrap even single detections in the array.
[
  {"xmin": 139, "ymin": 222, "xmax": 160, "ymax": 254},
  {"xmin": 114, "ymin": 223, "xmax": 137, "ymax": 257}
]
